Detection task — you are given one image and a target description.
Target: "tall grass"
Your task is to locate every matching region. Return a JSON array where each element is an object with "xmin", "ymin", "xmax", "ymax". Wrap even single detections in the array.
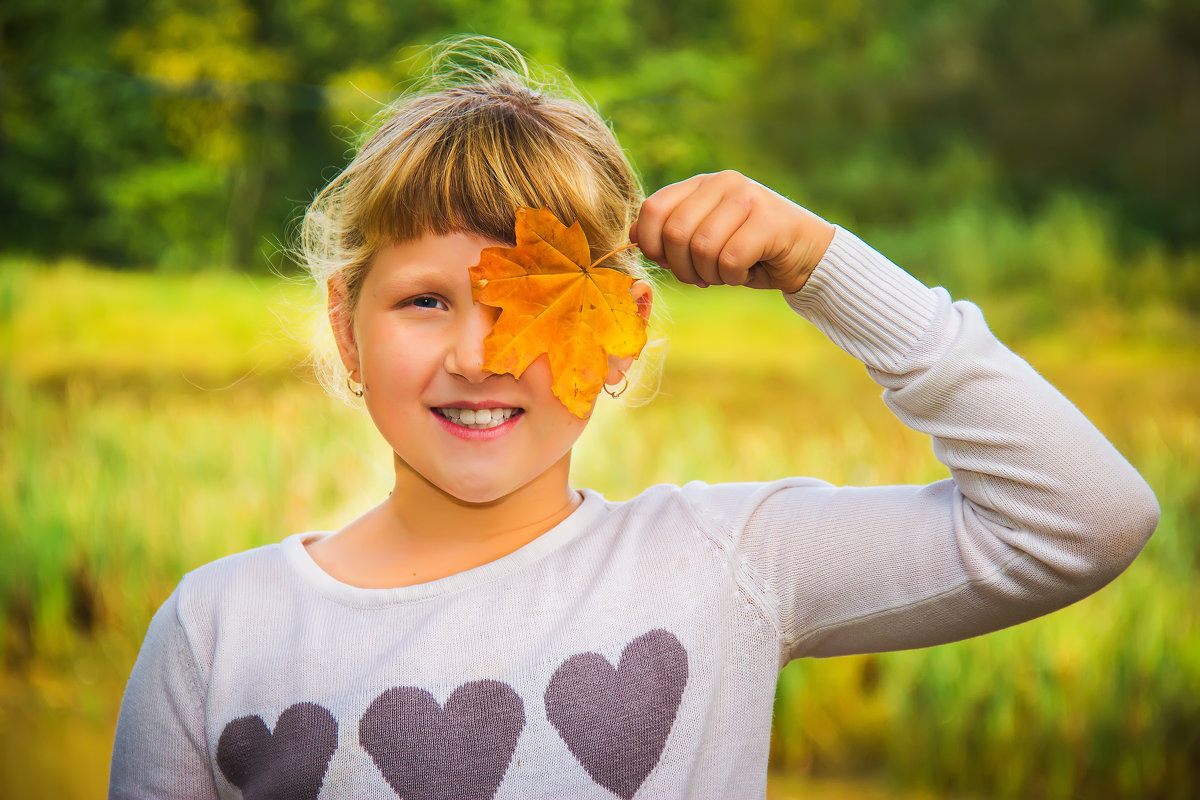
[{"xmin": 0, "ymin": 206, "xmax": 1197, "ymax": 797}]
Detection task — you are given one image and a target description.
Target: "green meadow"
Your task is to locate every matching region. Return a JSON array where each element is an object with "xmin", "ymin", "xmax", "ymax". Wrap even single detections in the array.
[{"xmin": 0, "ymin": 241, "xmax": 1197, "ymax": 798}]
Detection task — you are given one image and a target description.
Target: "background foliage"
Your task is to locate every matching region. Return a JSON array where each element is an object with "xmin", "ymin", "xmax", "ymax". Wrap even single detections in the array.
[
  {"xmin": 3, "ymin": 0, "xmax": 1199, "ymax": 271},
  {"xmin": 1, "ymin": 1, "xmax": 1198, "ymax": 798}
]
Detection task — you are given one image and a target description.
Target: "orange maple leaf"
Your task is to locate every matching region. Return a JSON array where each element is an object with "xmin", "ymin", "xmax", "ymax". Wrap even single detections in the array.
[{"xmin": 469, "ymin": 206, "xmax": 647, "ymax": 419}]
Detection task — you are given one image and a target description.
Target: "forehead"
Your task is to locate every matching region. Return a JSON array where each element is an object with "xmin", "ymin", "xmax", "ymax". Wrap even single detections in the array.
[{"xmin": 368, "ymin": 232, "xmax": 506, "ymax": 282}]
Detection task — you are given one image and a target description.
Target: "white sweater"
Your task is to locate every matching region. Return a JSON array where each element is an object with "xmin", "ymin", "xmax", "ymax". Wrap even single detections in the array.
[{"xmin": 110, "ymin": 228, "xmax": 1158, "ymax": 799}]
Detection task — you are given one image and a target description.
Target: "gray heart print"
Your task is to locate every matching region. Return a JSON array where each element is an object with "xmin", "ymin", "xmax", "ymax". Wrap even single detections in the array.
[
  {"xmin": 545, "ymin": 629, "xmax": 689, "ymax": 798},
  {"xmin": 359, "ymin": 679, "xmax": 525, "ymax": 800},
  {"xmin": 216, "ymin": 701, "xmax": 338, "ymax": 800}
]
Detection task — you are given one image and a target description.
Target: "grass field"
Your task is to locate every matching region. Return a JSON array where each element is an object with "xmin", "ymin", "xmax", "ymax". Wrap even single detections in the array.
[{"xmin": 1, "ymin": 260, "xmax": 1197, "ymax": 798}]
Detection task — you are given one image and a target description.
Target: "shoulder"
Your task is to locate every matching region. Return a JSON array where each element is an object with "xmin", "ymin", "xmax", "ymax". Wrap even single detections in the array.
[
  {"xmin": 175, "ymin": 537, "xmax": 295, "ymax": 602},
  {"xmin": 165, "ymin": 535, "xmax": 311, "ymax": 649},
  {"xmin": 600, "ymin": 476, "xmax": 832, "ymax": 544}
]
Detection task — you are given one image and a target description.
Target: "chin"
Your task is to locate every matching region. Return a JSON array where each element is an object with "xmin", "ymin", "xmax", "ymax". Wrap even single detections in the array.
[{"xmin": 437, "ymin": 478, "xmax": 515, "ymax": 507}]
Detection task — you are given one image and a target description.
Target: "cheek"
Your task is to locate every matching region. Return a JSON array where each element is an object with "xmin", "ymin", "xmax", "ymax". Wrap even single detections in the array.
[
  {"xmin": 522, "ymin": 358, "xmax": 598, "ymax": 423},
  {"xmin": 359, "ymin": 329, "xmax": 436, "ymax": 388},
  {"xmin": 523, "ymin": 368, "xmax": 592, "ymax": 443},
  {"xmin": 363, "ymin": 357, "xmax": 407, "ymax": 396}
]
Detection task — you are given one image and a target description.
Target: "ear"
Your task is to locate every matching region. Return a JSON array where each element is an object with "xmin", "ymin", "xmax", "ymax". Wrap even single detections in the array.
[
  {"xmin": 605, "ymin": 280, "xmax": 654, "ymax": 385},
  {"xmin": 328, "ymin": 277, "xmax": 360, "ymax": 378}
]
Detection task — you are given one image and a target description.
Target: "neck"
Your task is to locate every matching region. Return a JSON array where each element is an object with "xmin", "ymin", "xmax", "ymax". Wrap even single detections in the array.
[
  {"xmin": 384, "ymin": 450, "xmax": 580, "ymax": 555},
  {"xmin": 305, "ymin": 451, "xmax": 582, "ymax": 589}
]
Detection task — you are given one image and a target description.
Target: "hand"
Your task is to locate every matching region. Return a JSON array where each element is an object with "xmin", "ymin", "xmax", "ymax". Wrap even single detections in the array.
[{"xmin": 631, "ymin": 171, "xmax": 836, "ymax": 294}]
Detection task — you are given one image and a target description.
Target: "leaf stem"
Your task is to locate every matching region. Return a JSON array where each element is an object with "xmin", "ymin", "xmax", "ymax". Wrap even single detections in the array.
[{"xmin": 590, "ymin": 242, "xmax": 640, "ymax": 269}]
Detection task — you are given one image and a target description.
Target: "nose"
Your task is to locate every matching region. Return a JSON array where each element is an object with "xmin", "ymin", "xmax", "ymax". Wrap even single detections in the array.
[{"xmin": 443, "ymin": 302, "xmax": 496, "ymax": 382}]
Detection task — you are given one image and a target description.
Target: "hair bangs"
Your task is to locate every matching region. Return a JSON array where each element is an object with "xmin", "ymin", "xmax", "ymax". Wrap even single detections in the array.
[{"xmin": 356, "ymin": 85, "xmax": 632, "ymax": 265}]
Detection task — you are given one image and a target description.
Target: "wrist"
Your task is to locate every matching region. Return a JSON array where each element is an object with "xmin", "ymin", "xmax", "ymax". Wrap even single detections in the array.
[{"xmin": 782, "ymin": 219, "xmax": 836, "ymax": 294}]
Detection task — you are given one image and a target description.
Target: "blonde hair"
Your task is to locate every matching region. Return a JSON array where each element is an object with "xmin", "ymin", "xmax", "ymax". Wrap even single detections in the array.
[{"xmin": 301, "ymin": 37, "xmax": 657, "ymax": 402}]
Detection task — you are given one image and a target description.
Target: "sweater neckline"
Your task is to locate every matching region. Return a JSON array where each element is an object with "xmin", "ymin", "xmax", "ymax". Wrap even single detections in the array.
[{"xmin": 280, "ymin": 488, "xmax": 607, "ymax": 608}]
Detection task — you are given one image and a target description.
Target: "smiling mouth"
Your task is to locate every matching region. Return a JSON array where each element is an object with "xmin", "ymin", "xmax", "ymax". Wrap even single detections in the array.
[{"xmin": 434, "ymin": 407, "xmax": 523, "ymax": 430}]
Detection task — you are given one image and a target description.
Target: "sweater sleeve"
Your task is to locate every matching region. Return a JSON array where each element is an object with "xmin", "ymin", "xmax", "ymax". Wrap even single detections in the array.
[
  {"xmin": 727, "ymin": 227, "xmax": 1159, "ymax": 662},
  {"xmin": 109, "ymin": 586, "xmax": 218, "ymax": 798}
]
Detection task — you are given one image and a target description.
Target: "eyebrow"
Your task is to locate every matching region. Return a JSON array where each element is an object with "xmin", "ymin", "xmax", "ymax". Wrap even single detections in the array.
[{"xmin": 369, "ymin": 263, "xmax": 464, "ymax": 296}]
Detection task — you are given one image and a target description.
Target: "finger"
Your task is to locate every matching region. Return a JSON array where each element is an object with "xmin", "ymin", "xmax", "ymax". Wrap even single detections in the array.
[
  {"xmin": 659, "ymin": 181, "xmax": 725, "ymax": 287},
  {"xmin": 663, "ymin": 240, "xmax": 703, "ymax": 288},
  {"xmin": 692, "ymin": 198, "xmax": 754, "ymax": 286},
  {"xmin": 740, "ymin": 264, "xmax": 775, "ymax": 290},
  {"xmin": 718, "ymin": 213, "xmax": 778, "ymax": 289},
  {"xmin": 632, "ymin": 175, "xmax": 707, "ymax": 266}
]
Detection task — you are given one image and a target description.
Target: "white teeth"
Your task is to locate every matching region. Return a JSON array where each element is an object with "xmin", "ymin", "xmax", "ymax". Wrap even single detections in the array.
[{"xmin": 436, "ymin": 407, "xmax": 517, "ymax": 430}]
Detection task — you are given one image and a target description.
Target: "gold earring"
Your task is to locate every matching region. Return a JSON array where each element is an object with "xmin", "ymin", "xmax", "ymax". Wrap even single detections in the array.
[
  {"xmin": 603, "ymin": 370, "xmax": 629, "ymax": 399},
  {"xmin": 346, "ymin": 374, "xmax": 364, "ymax": 397}
]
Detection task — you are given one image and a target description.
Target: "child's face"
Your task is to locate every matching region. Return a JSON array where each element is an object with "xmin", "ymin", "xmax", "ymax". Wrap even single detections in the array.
[{"xmin": 333, "ymin": 232, "xmax": 595, "ymax": 505}]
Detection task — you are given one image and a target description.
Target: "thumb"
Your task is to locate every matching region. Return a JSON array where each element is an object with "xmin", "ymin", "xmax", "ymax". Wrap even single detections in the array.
[{"xmin": 742, "ymin": 264, "xmax": 777, "ymax": 290}]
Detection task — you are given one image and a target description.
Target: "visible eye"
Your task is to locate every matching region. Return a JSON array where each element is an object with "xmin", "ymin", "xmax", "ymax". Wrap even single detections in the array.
[{"xmin": 404, "ymin": 295, "xmax": 447, "ymax": 311}]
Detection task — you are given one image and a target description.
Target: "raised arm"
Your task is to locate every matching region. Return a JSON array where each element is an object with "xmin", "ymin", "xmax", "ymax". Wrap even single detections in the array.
[{"xmin": 636, "ymin": 172, "xmax": 1159, "ymax": 661}]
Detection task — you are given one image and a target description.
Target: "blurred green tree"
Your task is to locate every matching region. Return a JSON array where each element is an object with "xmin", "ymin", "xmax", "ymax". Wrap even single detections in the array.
[{"xmin": 0, "ymin": 0, "xmax": 1196, "ymax": 268}]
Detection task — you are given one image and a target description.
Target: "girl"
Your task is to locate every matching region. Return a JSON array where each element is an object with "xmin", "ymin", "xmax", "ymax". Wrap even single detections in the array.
[{"xmin": 110, "ymin": 43, "xmax": 1158, "ymax": 799}]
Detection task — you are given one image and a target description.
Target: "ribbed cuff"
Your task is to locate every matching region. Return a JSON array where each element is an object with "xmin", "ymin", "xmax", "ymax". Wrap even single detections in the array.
[{"xmin": 784, "ymin": 226, "xmax": 940, "ymax": 374}]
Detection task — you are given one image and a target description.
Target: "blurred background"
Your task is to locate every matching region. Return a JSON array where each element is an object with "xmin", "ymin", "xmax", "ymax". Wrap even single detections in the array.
[{"xmin": 1, "ymin": 1, "xmax": 1197, "ymax": 797}]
